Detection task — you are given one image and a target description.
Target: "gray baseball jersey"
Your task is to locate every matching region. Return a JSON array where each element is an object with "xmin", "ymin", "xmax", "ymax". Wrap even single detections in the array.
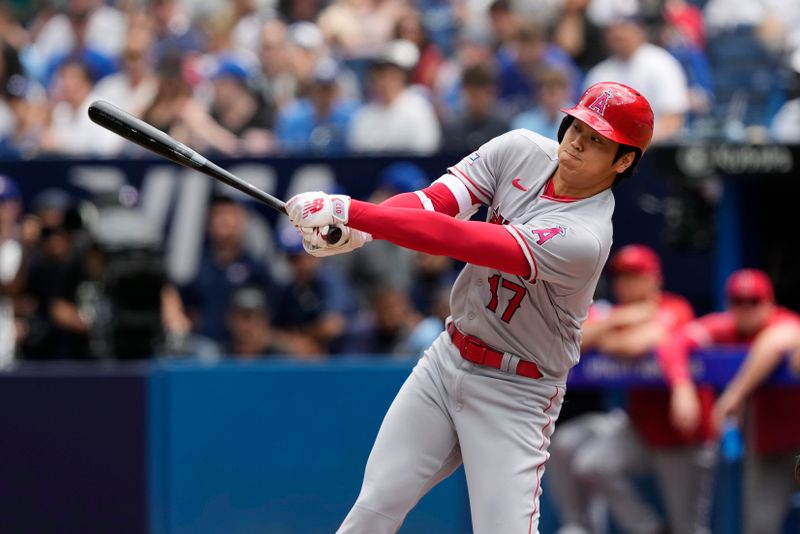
[
  {"xmin": 338, "ymin": 128, "xmax": 614, "ymax": 534},
  {"xmin": 442, "ymin": 129, "xmax": 614, "ymax": 376}
]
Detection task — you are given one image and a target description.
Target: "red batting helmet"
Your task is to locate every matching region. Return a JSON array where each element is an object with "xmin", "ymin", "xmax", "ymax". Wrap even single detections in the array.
[{"xmin": 560, "ymin": 82, "xmax": 654, "ymax": 152}]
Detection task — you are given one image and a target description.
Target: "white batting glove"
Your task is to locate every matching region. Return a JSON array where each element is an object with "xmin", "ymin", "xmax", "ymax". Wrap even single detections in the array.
[
  {"xmin": 300, "ymin": 226, "xmax": 372, "ymax": 257},
  {"xmin": 286, "ymin": 191, "xmax": 351, "ymax": 229}
]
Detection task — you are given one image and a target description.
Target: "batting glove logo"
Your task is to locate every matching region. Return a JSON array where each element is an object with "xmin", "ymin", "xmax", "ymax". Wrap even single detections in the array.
[{"xmin": 303, "ymin": 198, "xmax": 326, "ymax": 218}]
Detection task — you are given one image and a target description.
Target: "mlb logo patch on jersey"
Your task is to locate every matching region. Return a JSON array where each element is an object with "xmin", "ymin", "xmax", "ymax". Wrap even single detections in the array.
[{"xmin": 466, "ymin": 152, "xmax": 481, "ymax": 164}]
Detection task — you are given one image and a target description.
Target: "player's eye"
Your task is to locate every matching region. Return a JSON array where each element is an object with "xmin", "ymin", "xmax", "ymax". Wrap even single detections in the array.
[{"xmin": 591, "ymin": 136, "xmax": 602, "ymax": 143}]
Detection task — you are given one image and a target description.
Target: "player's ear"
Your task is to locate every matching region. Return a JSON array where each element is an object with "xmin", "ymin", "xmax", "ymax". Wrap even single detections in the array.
[{"xmin": 614, "ymin": 150, "xmax": 636, "ymax": 174}]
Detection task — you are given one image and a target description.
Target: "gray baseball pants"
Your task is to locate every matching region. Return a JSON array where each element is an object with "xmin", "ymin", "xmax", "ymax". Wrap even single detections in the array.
[
  {"xmin": 338, "ymin": 330, "xmax": 566, "ymax": 534},
  {"xmin": 548, "ymin": 410, "xmax": 716, "ymax": 534}
]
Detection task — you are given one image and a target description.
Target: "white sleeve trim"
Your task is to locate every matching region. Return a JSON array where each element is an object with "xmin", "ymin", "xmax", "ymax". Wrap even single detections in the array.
[
  {"xmin": 414, "ymin": 190, "xmax": 435, "ymax": 211},
  {"xmin": 433, "ymin": 174, "xmax": 479, "ymax": 219},
  {"xmin": 504, "ymin": 225, "xmax": 538, "ymax": 283}
]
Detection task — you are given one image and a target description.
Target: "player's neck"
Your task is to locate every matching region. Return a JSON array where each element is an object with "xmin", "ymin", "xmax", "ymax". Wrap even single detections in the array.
[{"xmin": 551, "ymin": 170, "xmax": 615, "ymax": 198}]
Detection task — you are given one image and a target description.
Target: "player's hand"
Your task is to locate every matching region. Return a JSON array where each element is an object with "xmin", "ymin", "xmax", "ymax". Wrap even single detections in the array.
[
  {"xmin": 670, "ymin": 381, "xmax": 701, "ymax": 436},
  {"xmin": 300, "ymin": 226, "xmax": 372, "ymax": 257},
  {"xmin": 712, "ymin": 388, "xmax": 744, "ymax": 434},
  {"xmin": 286, "ymin": 191, "xmax": 351, "ymax": 229}
]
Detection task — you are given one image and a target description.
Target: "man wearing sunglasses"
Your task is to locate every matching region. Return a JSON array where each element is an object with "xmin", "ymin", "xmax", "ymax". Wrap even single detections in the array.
[{"xmin": 657, "ymin": 268, "xmax": 800, "ymax": 533}]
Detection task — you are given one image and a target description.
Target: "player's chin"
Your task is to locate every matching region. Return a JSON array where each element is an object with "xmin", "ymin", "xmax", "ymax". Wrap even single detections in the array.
[{"xmin": 558, "ymin": 154, "xmax": 581, "ymax": 170}]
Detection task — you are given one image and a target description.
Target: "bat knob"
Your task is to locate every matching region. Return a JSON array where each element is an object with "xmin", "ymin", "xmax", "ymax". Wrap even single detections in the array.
[{"xmin": 326, "ymin": 226, "xmax": 343, "ymax": 245}]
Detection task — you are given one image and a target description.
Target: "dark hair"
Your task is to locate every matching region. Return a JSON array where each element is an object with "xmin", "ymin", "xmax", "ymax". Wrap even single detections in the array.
[
  {"xmin": 557, "ymin": 115, "xmax": 642, "ymax": 186},
  {"xmin": 461, "ymin": 65, "xmax": 495, "ymax": 88},
  {"xmin": 488, "ymin": 0, "xmax": 512, "ymax": 14}
]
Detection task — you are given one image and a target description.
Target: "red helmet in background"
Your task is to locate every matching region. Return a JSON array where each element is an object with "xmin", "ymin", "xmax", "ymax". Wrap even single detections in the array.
[{"xmin": 560, "ymin": 82, "xmax": 654, "ymax": 152}]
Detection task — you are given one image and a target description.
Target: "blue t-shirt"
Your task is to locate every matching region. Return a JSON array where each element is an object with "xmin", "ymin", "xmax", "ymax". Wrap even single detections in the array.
[
  {"xmin": 272, "ymin": 266, "xmax": 356, "ymax": 329},
  {"xmin": 497, "ymin": 44, "xmax": 580, "ymax": 116},
  {"xmin": 180, "ymin": 250, "xmax": 273, "ymax": 343},
  {"xmin": 275, "ymin": 99, "xmax": 359, "ymax": 154}
]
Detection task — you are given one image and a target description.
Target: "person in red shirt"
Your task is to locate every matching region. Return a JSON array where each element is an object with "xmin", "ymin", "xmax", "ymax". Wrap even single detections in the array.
[
  {"xmin": 659, "ymin": 268, "xmax": 800, "ymax": 534},
  {"xmin": 549, "ymin": 245, "xmax": 715, "ymax": 534}
]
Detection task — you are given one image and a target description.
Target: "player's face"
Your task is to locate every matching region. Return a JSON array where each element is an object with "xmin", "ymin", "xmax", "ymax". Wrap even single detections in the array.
[
  {"xmin": 729, "ymin": 297, "xmax": 773, "ymax": 336},
  {"xmin": 556, "ymin": 119, "xmax": 634, "ymax": 195},
  {"xmin": 612, "ymin": 271, "xmax": 660, "ymax": 304}
]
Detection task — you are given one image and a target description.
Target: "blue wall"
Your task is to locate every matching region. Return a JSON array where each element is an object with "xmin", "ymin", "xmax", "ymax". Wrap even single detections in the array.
[
  {"xmin": 1, "ymin": 356, "xmax": 798, "ymax": 533},
  {"xmin": 149, "ymin": 359, "xmax": 470, "ymax": 534}
]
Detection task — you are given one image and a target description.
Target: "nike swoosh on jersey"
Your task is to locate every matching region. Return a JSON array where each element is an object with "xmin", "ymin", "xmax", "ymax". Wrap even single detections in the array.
[{"xmin": 512, "ymin": 178, "xmax": 528, "ymax": 191}]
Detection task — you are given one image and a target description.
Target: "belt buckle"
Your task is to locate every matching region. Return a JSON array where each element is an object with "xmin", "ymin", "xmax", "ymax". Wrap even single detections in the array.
[{"xmin": 463, "ymin": 337, "xmax": 486, "ymax": 364}]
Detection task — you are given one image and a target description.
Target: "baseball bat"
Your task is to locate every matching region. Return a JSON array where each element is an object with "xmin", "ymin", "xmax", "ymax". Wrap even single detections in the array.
[{"xmin": 87, "ymin": 100, "xmax": 342, "ymax": 244}]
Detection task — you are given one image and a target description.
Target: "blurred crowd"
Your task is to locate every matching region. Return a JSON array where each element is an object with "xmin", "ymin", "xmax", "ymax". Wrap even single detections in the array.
[
  {"xmin": 0, "ymin": 167, "xmax": 453, "ymax": 363},
  {"xmin": 2, "ymin": 0, "xmax": 800, "ymax": 160}
]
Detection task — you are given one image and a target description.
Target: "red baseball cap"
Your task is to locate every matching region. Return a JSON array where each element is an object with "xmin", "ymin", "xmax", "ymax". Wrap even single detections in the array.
[
  {"xmin": 726, "ymin": 269, "xmax": 774, "ymax": 302},
  {"xmin": 609, "ymin": 244, "xmax": 661, "ymax": 276}
]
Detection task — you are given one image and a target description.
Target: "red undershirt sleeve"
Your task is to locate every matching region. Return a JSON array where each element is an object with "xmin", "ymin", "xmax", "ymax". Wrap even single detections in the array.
[{"xmin": 347, "ymin": 199, "xmax": 530, "ymax": 278}]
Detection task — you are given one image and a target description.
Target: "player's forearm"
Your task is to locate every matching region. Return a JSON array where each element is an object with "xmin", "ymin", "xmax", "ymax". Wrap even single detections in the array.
[
  {"xmin": 655, "ymin": 333, "xmax": 697, "ymax": 386},
  {"xmin": 726, "ymin": 324, "xmax": 800, "ymax": 401},
  {"xmin": 347, "ymin": 200, "xmax": 529, "ymax": 277},
  {"xmin": 599, "ymin": 323, "xmax": 666, "ymax": 359}
]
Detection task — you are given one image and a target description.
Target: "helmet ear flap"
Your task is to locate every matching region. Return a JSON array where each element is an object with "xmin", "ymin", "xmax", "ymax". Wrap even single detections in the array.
[{"xmin": 557, "ymin": 116, "xmax": 574, "ymax": 144}]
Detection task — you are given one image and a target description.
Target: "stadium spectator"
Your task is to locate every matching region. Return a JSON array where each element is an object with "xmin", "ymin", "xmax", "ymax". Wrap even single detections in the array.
[
  {"xmin": 658, "ymin": 269, "xmax": 800, "ymax": 534},
  {"xmin": 659, "ymin": 3, "xmax": 714, "ymax": 126},
  {"xmin": 0, "ymin": 39, "xmax": 24, "ymax": 141},
  {"xmin": 317, "ymin": 0, "xmax": 406, "ymax": 58},
  {"xmin": 178, "ymin": 194, "xmax": 274, "ymax": 345},
  {"xmin": 18, "ymin": 189, "xmax": 79, "ymax": 360},
  {"xmin": 150, "ymin": 0, "xmax": 204, "ymax": 62},
  {"xmin": 255, "ymin": 18, "xmax": 294, "ymax": 110},
  {"xmin": 433, "ymin": 23, "xmax": 496, "ymax": 123},
  {"xmin": 394, "ymin": 8, "xmax": 444, "ymax": 90},
  {"xmin": 496, "ymin": 21, "xmax": 579, "ymax": 119},
  {"xmin": 203, "ymin": 54, "xmax": 275, "ymax": 156},
  {"xmin": 0, "ymin": 176, "xmax": 25, "ymax": 365},
  {"xmin": 770, "ymin": 49, "xmax": 800, "ymax": 142},
  {"xmin": 442, "ymin": 64, "xmax": 508, "ymax": 152},
  {"xmin": 339, "ymin": 287, "xmax": 426, "ymax": 355},
  {"xmin": 32, "ymin": 0, "xmax": 124, "ymax": 84},
  {"xmin": 225, "ymin": 286, "xmax": 284, "ymax": 358},
  {"xmin": 335, "ymin": 161, "xmax": 429, "ymax": 308},
  {"xmin": 271, "ymin": 225, "xmax": 356, "ymax": 356},
  {"xmin": 226, "ymin": 0, "xmax": 277, "ymax": 57},
  {"xmin": 584, "ymin": 15, "xmax": 690, "ymax": 142},
  {"xmin": 549, "ymin": 245, "xmax": 714, "ymax": 534},
  {"xmin": 40, "ymin": 1, "xmax": 118, "ymax": 88},
  {"xmin": 93, "ymin": 12, "xmax": 159, "ymax": 118},
  {"xmin": 408, "ymin": 251, "xmax": 456, "ymax": 318},
  {"xmin": 285, "ymin": 22, "xmax": 327, "ymax": 99},
  {"xmin": 512, "ymin": 68, "xmax": 573, "ymax": 140},
  {"xmin": 275, "ymin": 57, "xmax": 360, "ymax": 154},
  {"xmin": 414, "ymin": 0, "xmax": 459, "ymax": 58},
  {"xmin": 40, "ymin": 58, "xmax": 122, "ymax": 155},
  {"xmin": 140, "ymin": 57, "xmax": 192, "ymax": 132},
  {"xmin": 0, "ymin": 2, "xmax": 27, "ymax": 52},
  {"xmin": 487, "ymin": 0, "xmax": 521, "ymax": 51},
  {"xmin": 348, "ymin": 39, "xmax": 441, "ymax": 154},
  {"xmin": 551, "ymin": 0, "xmax": 607, "ymax": 73}
]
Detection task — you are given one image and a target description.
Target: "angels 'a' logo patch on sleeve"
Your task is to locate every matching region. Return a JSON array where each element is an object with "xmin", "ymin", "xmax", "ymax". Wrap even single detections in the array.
[{"xmin": 531, "ymin": 225, "xmax": 567, "ymax": 246}]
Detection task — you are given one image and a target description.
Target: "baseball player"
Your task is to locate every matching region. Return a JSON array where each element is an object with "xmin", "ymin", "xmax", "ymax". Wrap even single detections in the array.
[
  {"xmin": 548, "ymin": 244, "xmax": 715, "ymax": 534},
  {"xmin": 287, "ymin": 81, "xmax": 654, "ymax": 533},
  {"xmin": 658, "ymin": 269, "xmax": 800, "ymax": 534}
]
